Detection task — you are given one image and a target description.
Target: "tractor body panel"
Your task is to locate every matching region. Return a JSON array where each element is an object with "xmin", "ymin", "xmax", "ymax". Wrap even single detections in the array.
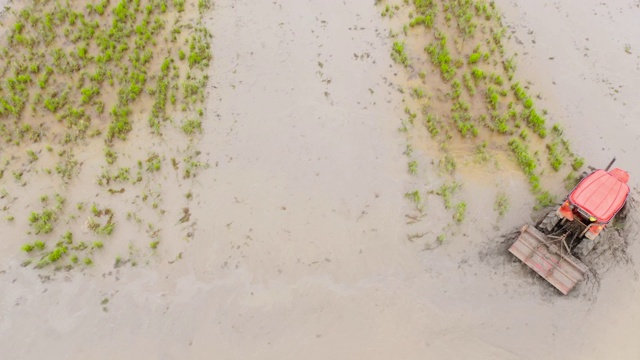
[{"xmin": 569, "ymin": 169, "xmax": 630, "ymax": 224}]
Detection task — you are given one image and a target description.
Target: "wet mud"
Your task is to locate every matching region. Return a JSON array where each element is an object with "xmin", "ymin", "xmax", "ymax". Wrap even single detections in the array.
[{"xmin": 1, "ymin": 0, "xmax": 640, "ymax": 359}]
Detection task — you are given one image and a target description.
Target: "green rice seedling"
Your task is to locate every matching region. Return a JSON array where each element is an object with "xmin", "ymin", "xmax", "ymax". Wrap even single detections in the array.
[
  {"xmin": 521, "ymin": 108, "xmax": 547, "ymax": 138},
  {"xmin": 198, "ymin": 0, "xmax": 212, "ymax": 13},
  {"xmin": 551, "ymin": 123, "xmax": 563, "ymax": 136},
  {"xmin": 422, "ymin": 112, "xmax": 439, "ymax": 138},
  {"xmin": 462, "ymin": 73, "xmax": 475, "ymax": 95},
  {"xmin": 508, "ymin": 138, "xmax": 536, "ymax": 176},
  {"xmin": 450, "ymin": 80, "xmax": 462, "ymax": 99},
  {"xmin": 412, "ymin": 87, "xmax": 426, "ymax": 99},
  {"xmin": 511, "ymin": 82, "xmax": 527, "ymax": 100},
  {"xmin": 404, "ymin": 143, "xmax": 414, "ymax": 157},
  {"xmin": 485, "ymin": 86, "xmax": 499, "ymax": 110},
  {"xmin": 563, "ymin": 171, "xmax": 580, "ymax": 191},
  {"xmin": 28, "ymin": 209, "xmax": 57, "ymax": 234},
  {"xmin": 91, "ymin": 203, "xmax": 100, "ymax": 216},
  {"xmin": 408, "ymin": 160, "xmax": 418, "ymax": 175},
  {"xmin": 490, "ymin": 73, "xmax": 504, "ymax": 86},
  {"xmin": 34, "ymin": 240, "xmax": 45, "ymax": 250},
  {"xmin": 146, "ymin": 153, "xmax": 161, "ymax": 172},
  {"xmin": 571, "ymin": 157, "xmax": 584, "ymax": 171},
  {"xmin": 453, "ymin": 202, "xmax": 467, "ymax": 223},
  {"xmin": 80, "ymin": 85, "xmax": 100, "ymax": 104},
  {"xmin": 62, "ymin": 231, "xmax": 73, "ymax": 244},
  {"xmin": 439, "ymin": 153, "xmax": 456, "ymax": 174},
  {"xmin": 404, "ymin": 190, "xmax": 422, "ymax": 205},
  {"xmin": 409, "ymin": 14, "xmax": 435, "ymax": 28},
  {"xmin": 99, "ymin": 220, "xmax": 115, "ymax": 235},
  {"xmin": 471, "ymin": 67, "xmax": 485, "ymax": 81},
  {"xmin": 404, "ymin": 107, "xmax": 417, "ymax": 125},
  {"xmin": 494, "ymin": 192, "xmax": 509, "ymax": 216},
  {"xmin": 474, "ymin": 141, "xmax": 491, "ymax": 163},
  {"xmin": 47, "ymin": 245, "xmax": 67, "ymax": 263},
  {"xmin": 436, "ymin": 182, "xmax": 460, "ymax": 209},
  {"xmin": 535, "ymin": 191, "xmax": 556, "ymax": 210},
  {"xmin": 425, "ymin": 36, "xmax": 455, "ymax": 81},
  {"xmin": 12, "ymin": 171, "xmax": 23, "ymax": 183},
  {"xmin": 150, "ymin": 240, "xmax": 160, "ymax": 249},
  {"xmin": 181, "ymin": 119, "xmax": 202, "ymax": 135},
  {"xmin": 493, "ymin": 113, "xmax": 509, "ymax": 134},
  {"xmin": 546, "ymin": 142, "xmax": 564, "ymax": 171},
  {"xmin": 503, "ymin": 55, "xmax": 516, "ymax": 78},
  {"xmin": 391, "ymin": 41, "xmax": 409, "ymax": 67},
  {"xmin": 114, "ymin": 167, "xmax": 130, "ymax": 181},
  {"xmin": 83, "ymin": 257, "xmax": 93, "ymax": 265},
  {"xmin": 22, "ymin": 243, "xmax": 35, "ymax": 252},
  {"xmin": 468, "ymin": 52, "xmax": 481, "ymax": 64},
  {"xmin": 26, "ymin": 149, "xmax": 38, "ymax": 162},
  {"xmin": 104, "ymin": 147, "xmax": 117, "ymax": 164}
]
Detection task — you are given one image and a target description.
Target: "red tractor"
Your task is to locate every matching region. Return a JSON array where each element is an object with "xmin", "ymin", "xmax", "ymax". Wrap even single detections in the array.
[{"xmin": 509, "ymin": 159, "xmax": 630, "ymax": 294}]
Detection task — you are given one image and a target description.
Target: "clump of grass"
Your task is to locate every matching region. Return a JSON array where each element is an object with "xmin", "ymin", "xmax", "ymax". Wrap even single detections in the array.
[{"xmin": 150, "ymin": 240, "xmax": 160, "ymax": 249}]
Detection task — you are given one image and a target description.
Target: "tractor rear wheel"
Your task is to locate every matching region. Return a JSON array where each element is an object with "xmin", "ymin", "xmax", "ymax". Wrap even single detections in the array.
[
  {"xmin": 537, "ymin": 210, "xmax": 561, "ymax": 234},
  {"xmin": 574, "ymin": 237, "xmax": 596, "ymax": 257}
]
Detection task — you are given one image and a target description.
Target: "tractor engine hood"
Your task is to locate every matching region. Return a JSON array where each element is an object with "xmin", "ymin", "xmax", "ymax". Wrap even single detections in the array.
[{"xmin": 569, "ymin": 168, "xmax": 630, "ymax": 223}]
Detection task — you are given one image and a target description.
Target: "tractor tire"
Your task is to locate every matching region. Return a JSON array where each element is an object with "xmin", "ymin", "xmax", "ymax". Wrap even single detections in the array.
[
  {"xmin": 537, "ymin": 210, "xmax": 561, "ymax": 234},
  {"xmin": 575, "ymin": 237, "xmax": 596, "ymax": 257},
  {"xmin": 616, "ymin": 203, "xmax": 629, "ymax": 223}
]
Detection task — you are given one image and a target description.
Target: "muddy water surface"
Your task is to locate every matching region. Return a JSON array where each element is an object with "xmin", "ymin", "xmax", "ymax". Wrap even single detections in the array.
[{"xmin": 1, "ymin": 0, "xmax": 640, "ymax": 359}]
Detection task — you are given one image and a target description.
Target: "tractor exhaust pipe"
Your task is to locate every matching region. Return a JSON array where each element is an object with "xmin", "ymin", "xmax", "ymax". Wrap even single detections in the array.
[{"xmin": 605, "ymin": 157, "xmax": 616, "ymax": 171}]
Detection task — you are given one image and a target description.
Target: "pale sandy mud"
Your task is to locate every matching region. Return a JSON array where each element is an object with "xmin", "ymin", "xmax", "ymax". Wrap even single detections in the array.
[{"xmin": 1, "ymin": 0, "xmax": 640, "ymax": 359}]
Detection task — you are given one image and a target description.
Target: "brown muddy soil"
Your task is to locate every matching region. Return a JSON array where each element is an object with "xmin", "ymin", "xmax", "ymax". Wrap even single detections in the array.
[{"xmin": 1, "ymin": 0, "xmax": 640, "ymax": 359}]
